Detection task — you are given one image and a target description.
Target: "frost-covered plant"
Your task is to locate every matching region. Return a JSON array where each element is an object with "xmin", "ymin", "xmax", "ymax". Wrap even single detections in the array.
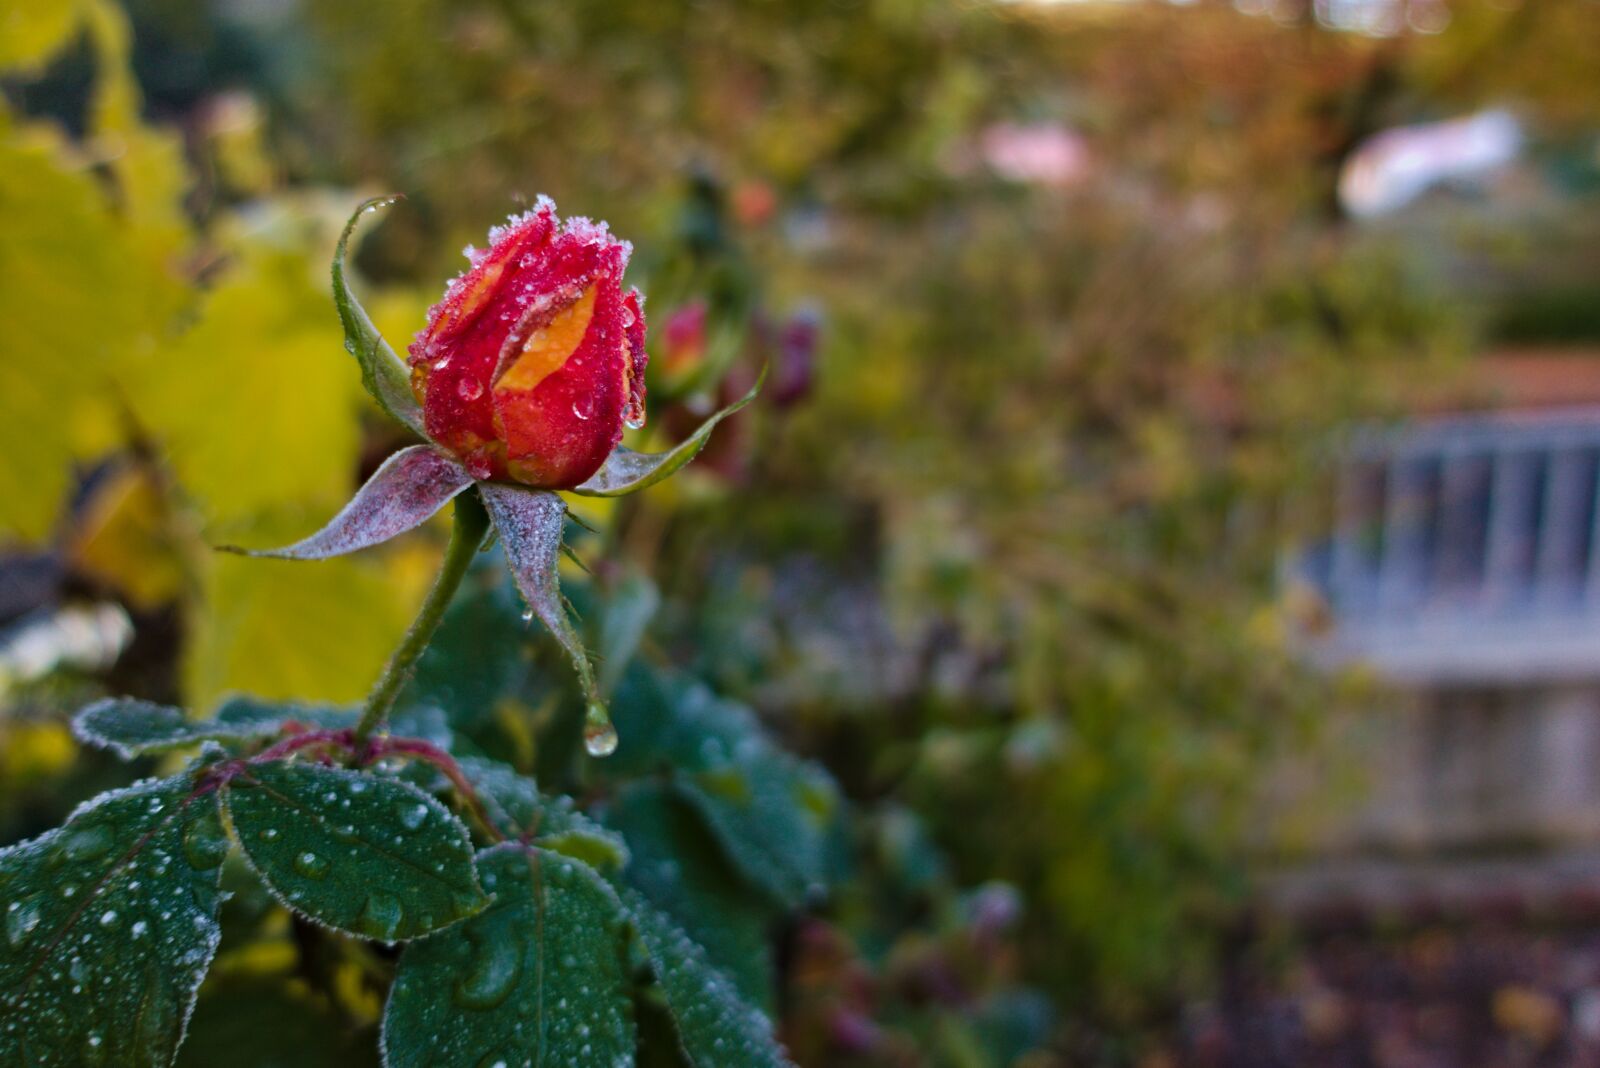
[{"xmin": 0, "ymin": 199, "xmax": 807, "ymax": 1068}]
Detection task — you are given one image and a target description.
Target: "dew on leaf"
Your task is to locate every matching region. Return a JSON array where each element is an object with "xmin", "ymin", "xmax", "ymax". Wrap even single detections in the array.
[
  {"xmin": 399, "ymin": 803, "xmax": 430, "ymax": 831},
  {"xmin": 453, "ymin": 926, "xmax": 522, "ymax": 1011},
  {"xmin": 358, "ymin": 891, "xmax": 404, "ymax": 941},
  {"xmin": 61, "ymin": 825, "xmax": 115, "ymax": 862},
  {"xmin": 293, "ymin": 851, "xmax": 330, "ymax": 880}
]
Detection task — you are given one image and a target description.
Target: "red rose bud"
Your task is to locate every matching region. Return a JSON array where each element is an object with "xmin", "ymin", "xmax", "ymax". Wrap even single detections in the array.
[
  {"xmin": 772, "ymin": 306, "xmax": 820, "ymax": 409},
  {"xmin": 408, "ymin": 198, "xmax": 647, "ymax": 488},
  {"xmin": 659, "ymin": 300, "xmax": 708, "ymax": 377}
]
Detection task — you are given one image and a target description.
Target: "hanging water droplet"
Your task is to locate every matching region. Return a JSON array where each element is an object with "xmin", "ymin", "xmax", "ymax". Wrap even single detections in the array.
[
  {"xmin": 293, "ymin": 851, "xmax": 330, "ymax": 880},
  {"xmin": 459, "ymin": 376, "xmax": 484, "ymax": 401},
  {"xmin": 399, "ymin": 803, "xmax": 430, "ymax": 831},
  {"xmin": 583, "ymin": 702, "xmax": 619, "ymax": 758},
  {"xmin": 624, "ymin": 410, "xmax": 646, "ymax": 431},
  {"xmin": 520, "ymin": 607, "xmax": 534, "ymax": 623}
]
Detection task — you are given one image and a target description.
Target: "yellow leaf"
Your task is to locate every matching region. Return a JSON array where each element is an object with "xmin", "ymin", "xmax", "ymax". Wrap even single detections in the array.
[
  {"xmin": 119, "ymin": 242, "xmax": 364, "ymax": 530},
  {"xmin": 66, "ymin": 463, "xmax": 190, "ymax": 610},
  {"xmin": 0, "ymin": 124, "xmax": 182, "ymax": 541},
  {"xmin": 185, "ymin": 542, "xmax": 434, "ymax": 708},
  {"xmin": 0, "ymin": 0, "xmax": 82, "ymax": 76}
]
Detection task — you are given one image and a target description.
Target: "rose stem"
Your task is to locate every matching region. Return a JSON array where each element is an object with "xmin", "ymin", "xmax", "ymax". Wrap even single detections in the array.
[{"xmin": 353, "ymin": 489, "xmax": 491, "ymax": 745}]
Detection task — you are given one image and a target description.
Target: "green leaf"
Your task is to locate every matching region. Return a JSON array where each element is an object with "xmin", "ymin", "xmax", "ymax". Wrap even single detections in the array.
[
  {"xmin": 72, "ymin": 699, "xmax": 280, "ymax": 759},
  {"xmin": 455, "ymin": 756, "xmax": 628, "ymax": 871},
  {"xmin": 222, "ymin": 762, "xmax": 486, "ymax": 942},
  {"xmin": 0, "ymin": 774, "xmax": 229, "ymax": 1066},
  {"xmin": 332, "ymin": 197, "xmax": 424, "ymax": 436},
  {"xmin": 605, "ymin": 783, "xmax": 775, "ymax": 1009},
  {"xmin": 72, "ymin": 696, "xmax": 362, "ymax": 761},
  {"xmin": 606, "ymin": 664, "xmax": 839, "ymax": 909},
  {"xmin": 571, "ymin": 368, "xmax": 765, "ymax": 497},
  {"xmin": 211, "ymin": 696, "xmax": 361, "ymax": 733},
  {"xmin": 622, "ymin": 887, "xmax": 795, "ymax": 1068},
  {"xmin": 382, "ymin": 845, "xmax": 634, "ymax": 1068}
]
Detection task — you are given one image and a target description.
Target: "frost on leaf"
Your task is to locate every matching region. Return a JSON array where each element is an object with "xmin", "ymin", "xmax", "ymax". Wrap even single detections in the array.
[
  {"xmin": 453, "ymin": 756, "xmax": 628, "ymax": 871},
  {"xmin": 382, "ymin": 845, "xmax": 634, "ymax": 1068},
  {"xmin": 222, "ymin": 762, "xmax": 486, "ymax": 943},
  {"xmin": 225, "ymin": 445, "xmax": 472, "ymax": 560},
  {"xmin": 0, "ymin": 774, "xmax": 228, "ymax": 1067},
  {"xmin": 332, "ymin": 196, "xmax": 425, "ymax": 436},
  {"xmin": 606, "ymin": 782, "xmax": 776, "ymax": 1009},
  {"xmin": 73, "ymin": 697, "xmax": 359, "ymax": 761},
  {"xmin": 622, "ymin": 887, "xmax": 796, "ymax": 1068},
  {"xmin": 73, "ymin": 699, "xmax": 281, "ymax": 759},
  {"xmin": 478, "ymin": 485, "xmax": 601, "ymax": 710}
]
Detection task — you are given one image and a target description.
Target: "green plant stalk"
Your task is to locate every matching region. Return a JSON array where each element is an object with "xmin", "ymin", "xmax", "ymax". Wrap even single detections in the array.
[{"xmin": 353, "ymin": 490, "xmax": 491, "ymax": 744}]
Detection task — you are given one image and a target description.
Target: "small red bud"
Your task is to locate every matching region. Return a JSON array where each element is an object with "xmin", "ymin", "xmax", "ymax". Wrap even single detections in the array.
[{"xmin": 408, "ymin": 199, "xmax": 647, "ymax": 489}]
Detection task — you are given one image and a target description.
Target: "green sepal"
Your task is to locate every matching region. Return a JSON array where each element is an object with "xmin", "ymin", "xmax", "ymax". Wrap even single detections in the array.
[
  {"xmin": 571, "ymin": 366, "xmax": 765, "ymax": 497},
  {"xmin": 333, "ymin": 196, "xmax": 425, "ymax": 436},
  {"xmin": 478, "ymin": 485, "xmax": 608, "ymax": 732},
  {"xmin": 222, "ymin": 762, "xmax": 487, "ymax": 943}
]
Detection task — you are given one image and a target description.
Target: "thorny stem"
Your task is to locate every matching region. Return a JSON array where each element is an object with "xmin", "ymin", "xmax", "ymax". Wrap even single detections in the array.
[{"xmin": 353, "ymin": 490, "xmax": 491, "ymax": 745}]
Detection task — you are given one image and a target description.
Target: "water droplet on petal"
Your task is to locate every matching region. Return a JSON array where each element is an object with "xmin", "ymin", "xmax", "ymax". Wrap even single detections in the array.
[
  {"xmin": 458, "ymin": 377, "xmax": 484, "ymax": 401},
  {"xmin": 583, "ymin": 702, "xmax": 618, "ymax": 758}
]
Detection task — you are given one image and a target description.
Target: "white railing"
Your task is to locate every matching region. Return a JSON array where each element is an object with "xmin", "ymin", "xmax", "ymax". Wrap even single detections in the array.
[{"xmin": 1299, "ymin": 407, "xmax": 1600, "ymax": 683}]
